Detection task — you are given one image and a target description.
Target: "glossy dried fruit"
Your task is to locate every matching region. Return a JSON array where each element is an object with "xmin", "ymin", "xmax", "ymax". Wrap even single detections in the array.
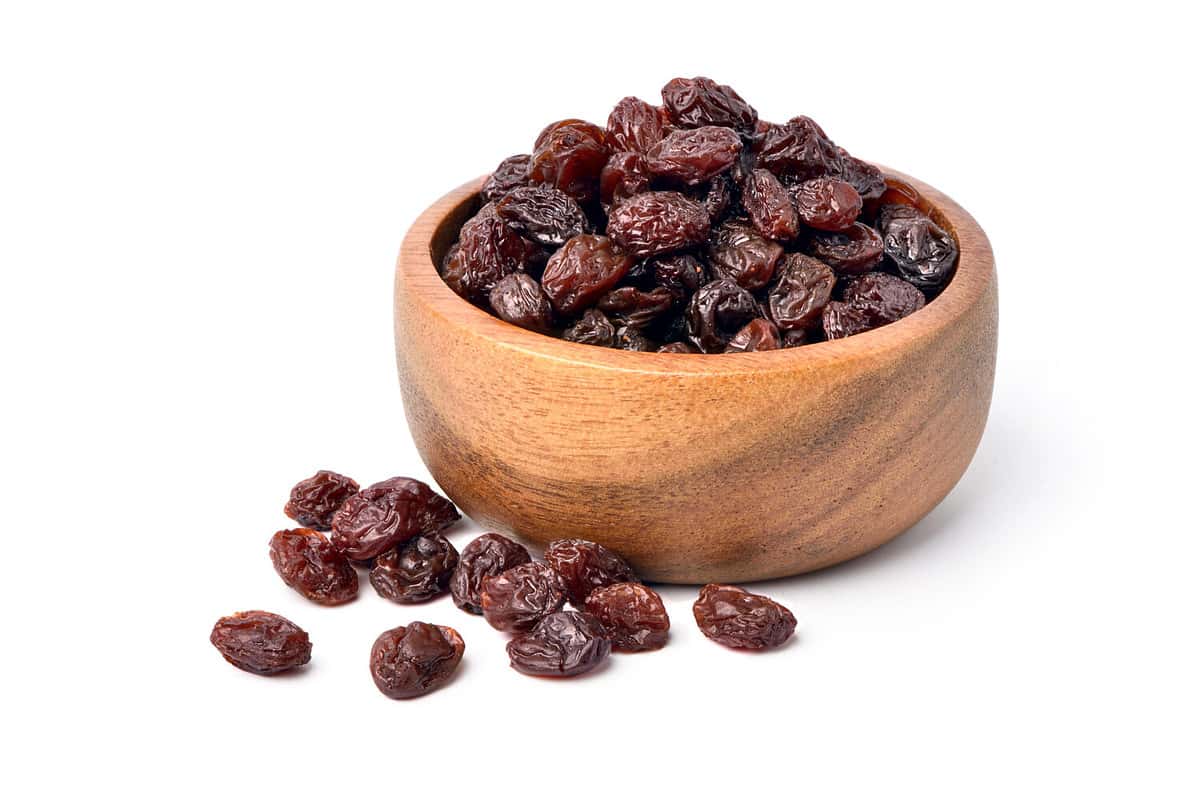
[
  {"xmin": 284, "ymin": 470, "xmax": 359, "ymax": 531},
  {"xmin": 792, "ymin": 177, "xmax": 862, "ymax": 232},
  {"xmin": 495, "ymin": 184, "xmax": 588, "ymax": 247},
  {"xmin": 370, "ymin": 622, "xmax": 464, "ymax": 699},
  {"xmin": 562, "ymin": 308, "xmax": 616, "ymax": 347},
  {"xmin": 528, "ymin": 119, "xmax": 608, "ymax": 203},
  {"xmin": 614, "ymin": 325, "xmax": 653, "ymax": 351},
  {"xmin": 330, "ymin": 477, "xmax": 459, "ymax": 561},
  {"xmin": 489, "ymin": 272, "xmax": 554, "ymax": 333},
  {"xmin": 370, "ymin": 533, "xmax": 459, "ymax": 604},
  {"xmin": 506, "ymin": 610, "xmax": 611, "ymax": 677},
  {"xmin": 543, "ymin": 538, "xmax": 639, "ymax": 606},
  {"xmin": 742, "ymin": 169, "xmax": 799, "ymax": 240},
  {"xmin": 725, "ymin": 317, "xmax": 781, "ymax": 352},
  {"xmin": 822, "ymin": 300, "xmax": 876, "ymax": 339},
  {"xmin": 450, "ymin": 533, "xmax": 532, "ymax": 614},
  {"xmin": 806, "ymin": 222, "xmax": 884, "ymax": 274},
  {"xmin": 584, "ymin": 582, "xmax": 670, "ymax": 652},
  {"xmin": 693, "ymin": 584, "xmax": 796, "ymax": 650},
  {"xmin": 878, "ymin": 205, "xmax": 958, "ymax": 288},
  {"xmin": 707, "ymin": 219, "xmax": 783, "ymax": 291},
  {"xmin": 597, "ymin": 286, "xmax": 673, "ymax": 329},
  {"xmin": 270, "ymin": 528, "xmax": 359, "ymax": 605},
  {"xmin": 699, "ymin": 173, "xmax": 733, "ymax": 220},
  {"xmin": 652, "ymin": 253, "xmax": 708, "ymax": 304},
  {"xmin": 443, "ymin": 204, "xmax": 541, "ymax": 301},
  {"xmin": 645, "ymin": 126, "xmax": 742, "ymax": 185},
  {"xmin": 756, "ymin": 116, "xmax": 842, "ymax": 181},
  {"xmin": 686, "ymin": 278, "xmax": 760, "ymax": 353},
  {"xmin": 768, "ymin": 253, "xmax": 836, "ymax": 331},
  {"xmin": 481, "ymin": 154, "xmax": 533, "ymax": 203},
  {"xmin": 835, "ymin": 150, "xmax": 886, "ymax": 209},
  {"xmin": 480, "ymin": 562, "xmax": 568, "ymax": 633},
  {"xmin": 541, "ymin": 235, "xmax": 633, "ymax": 315},
  {"xmin": 211, "ymin": 611, "xmax": 311, "ymax": 675},
  {"xmin": 607, "ymin": 191, "xmax": 711, "ymax": 259},
  {"xmin": 661, "ymin": 76, "xmax": 757, "ymax": 133},
  {"xmin": 599, "ymin": 151, "xmax": 651, "ymax": 208},
  {"xmin": 843, "ymin": 272, "xmax": 926, "ymax": 325},
  {"xmin": 606, "ymin": 96, "xmax": 666, "ymax": 155}
]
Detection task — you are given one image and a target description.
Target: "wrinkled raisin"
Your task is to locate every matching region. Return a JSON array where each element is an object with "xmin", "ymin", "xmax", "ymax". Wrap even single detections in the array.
[
  {"xmin": 544, "ymin": 538, "xmax": 639, "ymax": 606},
  {"xmin": 488, "ymin": 272, "xmax": 555, "ymax": 333},
  {"xmin": 443, "ymin": 203, "xmax": 541, "ymax": 301},
  {"xmin": 822, "ymin": 300, "xmax": 876, "ymax": 339},
  {"xmin": 369, "ymin": 533, "xmax": 459, "ymax": 604},
  {"xmin": 607, "ymin": 191, "xmax": 711, "ymax": 259},
  {"xmin": 481, "ymin": 154, "xmax": 533, "ymax": 203},
  {"xmin": 370, "ymin": 622, "xmax": 464, "ymax": 699},
  {"xmin": 284, "ymin": 470, "xmax": 359, "ymax": 531},
  {"xmin": 693, "ymin": 584, "xmax": 796, "ymax": 650},
  {"xmin": 211, "ymin": 611, "xmax": 311, "ymax": 675},
  {"xmin": 584, "ymin": 582, "xmax": 670, "ymax": 652},
  {"xmin": 599, "ymin": 151, "xmax": 651, "ymax": 208},
  {"xmin": 480, "ymin": 562, "xmax": 568, "ymax": 633},
  {"xmin": 707, "ymin": 219, "xmax": 783, "ymax": 291},
  {"xmin": 597, "ymin": 286, "xmax": 673, "ymax": 329},
  {"xmin": 614, "ymin": 325, "xmax": 653, "ymax": 351},
  {"xmin": 686, "ymin": 278, "xmax": 760, "ymax": 353},
  {"xmin": 742, "ymin": 169, "xmax": 799, "ymax": 240},
  {"xmin": 835, "ymin": 149, "xmax": 886, "ymax": 209},
  {"xmin": 768, "ymin": 253, "xmax": 836, "ymax": 331},
  {"xmin": 528, "ymin": 119, "xmax": 608, "ymax": 203},
  {"xmin": 725, "ymin": 317, "xmax": 781, "ymax": 352},
  {"xmin": 792, "ymin": 177, "xmax": 862, "ymax": 232},
  {"xmin": 661, "ymin": 76, "xmax": 757, "ymax": 133},
  {"xmin": 843, "ymin": 271, "xmax": 926, "ymax": 324},
  {"xmin": 506, "ymin": 610, "xmax": 611, "ymax": 677},
  {"xmin": 562, "ymin": 308, "xmax": 616, "ymax": 347},
  {"xmin": 606, "ymin": 96, "xmax": 666, "ymax": 155},
  {"xmin": 541, "ymin": 235, "xmax": 633, "ymax": 315},
  {"xmin": 698, "ymin": 173, "xmax": 734, "ymax": 220},
  {"xmin": 652, "ymin": 253, "xmax": 708, "ymax": 305},
  {"xmin": 450, "ymin": 533, "xmax": 532, "ymax": 614},
  {"xmin": 495, "ymin": 184, "xmax": 588, "ymax": 247},
  {"xmin": 806, "ymin": 222, "xmax": 884, "ymax": 274},
  {"xmin": 270, "ymin": 528, "xmax": 359, "ymax": 605},
  {"xmin": 330, "ymin": 477, "xmax": 459, "ymax": 561},
  {"xmin": 756, "ymin": 116, "xmax": 842, "ymax": 181},
  {"xmin": 878, "ymin": 205, "xmax": 958, "ymax": 288},
  {"xmin": 645, "ymin": 126, "xmax": 742, "ymax": 185}
]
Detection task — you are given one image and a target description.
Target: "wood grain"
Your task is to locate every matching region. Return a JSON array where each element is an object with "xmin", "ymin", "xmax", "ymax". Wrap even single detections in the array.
[{"xmin": 395, "ymin": 168, "xmax": 997, "ymax": 583}]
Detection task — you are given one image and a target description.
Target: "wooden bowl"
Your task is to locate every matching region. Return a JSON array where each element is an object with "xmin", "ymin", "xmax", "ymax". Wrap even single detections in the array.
[{"xmin": 395, "ymin": 168, "xmax": 996, "ymax": 583}]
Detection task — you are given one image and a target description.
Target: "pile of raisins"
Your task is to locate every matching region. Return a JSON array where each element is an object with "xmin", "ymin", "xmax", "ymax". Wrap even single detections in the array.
[
  {"xmin": 439, "ymin": 77, "xmax": 959, "ymax": 353},
  {"xmin": 211, "ymin": 468, "xmax": 797, "ymax": 697}
]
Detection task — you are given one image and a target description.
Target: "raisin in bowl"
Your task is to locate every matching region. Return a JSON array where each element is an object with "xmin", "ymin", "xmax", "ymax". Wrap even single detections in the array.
[{"xmin": 397, "ymin": 173, "xmax": 994, "ymax": 584}]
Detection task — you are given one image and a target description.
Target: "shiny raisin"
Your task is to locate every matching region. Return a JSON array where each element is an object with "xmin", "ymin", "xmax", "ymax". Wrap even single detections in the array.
[
  {"xmin": 369, "ymin": 533, "xmax": 459, "ymax": 604},
  {"xmin": 686, "ymin": 278, "xmax": 760, "ymax": 353},
  {"xmin": 843, "ymin": 272, "xmax": 926, "ymax": 325},
  {"xmin": 645, "ymin": 126, "xmax": 742, "ymax": 185},
  {"xmin": 506, "ymin": 610, "xmax": 611, "ymax": 677},
  {"xmin": 743, "ymin": 169, "xmax": 799, "ymax": 240},
  {"xmin": 370, "ymin": 622, "xmax": 464, "ymax": 699},
  {"xmin": 699, "ymin": 173, "xmax": 734, "ymax": 220},
  {"xmin": 756, "ymin": 116, "xmax": 841, "ymax": 181},
  {"xmin": 450, "ymin": 533, "xmax": 532, "ymax": 614},
  {"xmin": 605, "ymin": 96, "xmax": 666, "ymax": 155},
  {"xmin": 480, "ymin": 562, "xmax": 568, "ymax": 633},
  {"xmin": 614, "ymin": 324, "xmax": 653, "ymax": 351},
  {"xmin": 693, "ymin": 584, "xmax": 796, "ymax": 650},
  {"xmin": 541, "ymin": 235, "xmax": 633, "ymax": 315},
  {"xmin": 792, "ymin": 177, "xmax": 862, "ymax": 232},
  {"xmin": 584, "ymin": 582, "xmax": 670, "ymax": 652},
  {"xmin": 528, "ymin": 119, "xmax": 608, "ymax": 203},
  {"xmin": 806, "ymin": 222, "xmax": 884, "ymax": 274},
  {"xmin": 822, "ymin": 300, "xmax": 876, "ymax": 339},
  {"xmin": 330, "ymin": 477, "xmax": 459, "ymax": 561},
  {"xmin": 284, "ymin": 470, "xmax": 359, "ymax": 531},
  {"xmin": 725, "ymin": 317, "xmax": 781, "ymax": 352},
  {"xmin": 707, "ymin": 219, "xmax": 783, "ymax": 291},
  {"xmin": 443, "ymin": 203, "xmax": 541, "ymax": 301},
  {"xmin": 544, "ymin": 538, "xmax": 639, "ymax": 606},
  {"xmin": 768, "ymin": 253, "xmax": 836, "ymax": 331},
  {"xmin": 878, "ymin": 205, "xmax": 958, "ymax": 288},
  {"xmin": 607, "ymin": 191, "xmax": 711, "ymax": 259},
  {"xmin": 488, "ymin": 272, "xmax": 555, "ymax": 333},
  {"xmin": 562, "ymin": 308, "xmax": 616, "ymax": 347},
  {"xmin": 210, "ymin": 611, "xmax": 311, "ymax": 675},
  {"xmin": 481, "ymin": 154, "xmax": 533, "ymax": 203},
  {"xmin": 599, "ymin": 151, "xmax": 651, "ymax": 208},
  {"xmin": 661, "ymin": 76, "xmax": 757, "ymax": 133},
  {"xmin": 495, "ymin": 184, "xmax": 588, "ymax": 247},
  {"xmin": 652, "ymin": 253, "xmax": 708, "ymax": 305},
  {"xmin": 597, "ymin": 286, "xmax": 673, "ymax": 329},
  {"xmin": 835, "ymin": 149, "xmax": 886, "ymax": 209},
  {"xmin": 269, "ymin": 528, "xmax": 359, "ymax": 605}
]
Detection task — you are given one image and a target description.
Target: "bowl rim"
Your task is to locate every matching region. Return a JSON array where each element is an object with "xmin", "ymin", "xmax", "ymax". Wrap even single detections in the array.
[{"xmin": 397, "ymin": 165, "xmax": 993, "ymax": 376}]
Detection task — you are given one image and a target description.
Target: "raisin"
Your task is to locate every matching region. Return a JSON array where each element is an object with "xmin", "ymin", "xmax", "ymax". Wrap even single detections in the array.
[
  {"xmin": 878, "ymin": 205, "xmax": 958, "ymax": 288},
  {"xmin": 330, "ymin": 477, "xmax": 459, "ymax": 561},
  {"xmin": 494, "ymin": 184, "xmax": 587, "ymax": 247},
  {"xmin": 781, "ymin": 328, "xmax": 809, "ymax": 348},
  {"xmin": 450, "ymin": 533, "xmax": 532, "ymax": 614},
  {"xmin": 599, "ymin": 151, "xmax": 651, "ymax": 208},
  {"xmin": 528, "ymin": 119, "xmax": 608, "ymax": 203},
  {"xmin": 543, "ymin": 538, "xmax": 639, "ymax": 606},
  {"xmin": 707, "ymin": 219, "xmax": 783, "ymax": 291},
  {"xmin": 686, "ymin": 278, "xmax": 760, "ymax": 353},
  {"xmin": 835, "ymin": 149, "xmax": 886, "ymax": 209},
  {"xmin": 661, "ymin": 76, "xmax": 757, "ymax": 133},
  {"xmin": 742, "ymin": 168, "xmax": 799, "ymax": 240},
  {"xmin": 480, "ymin": 562, "xmax": 568, "ymax": 633},
  {"xmin": 806, "ymin": 222, "xmax": 884, "ymax": 274},
  {"xmin": 725, "ymin": 317, "xmax": 781, "ymax": 352},
  {"xmin": 652, "ymin": 253, "xmax": 708, "ymax": 305},
  {"xmin": 541, "ymin": 235, "xmax": 633, "ymax": 316},
  {"xmin": 488, "ymin": 272, "xmax": 555, "ymax": 333},
  {"xmin": 645, "ymin": 126, "xmax": 742, "ymax": 185},
  {"xmin": 792, "ymin": 177, "xmax": 862, "ymax": 232},
  {"xmin": 370, "ymin": 533, "xmax": 459, "ymax": 604},
  {"xmin": 284, "ymin": 470, "xmax": 359, "ymax": 531},
  {"xmin": 756, "ymin": 116, "xmax": 842, "ymax": 181},
  {"xmin": 597, "ymin": 286, "xmax": 673, "ymax": 329},
  {"xmin": 562, "ymin": 308, "xmax": 616, "ymax": 347},
  {"xmin": 692, "ymin": 584, "xmax": 796, "ymax": 650},
  {"xmin": 699, "ymin": 173, "xmax": 733, "ymax": 220},
  {"xmin": 269, "ymin": 528, "xmax": 359, "ymax": 605},
  {"xmin": 822, "ymin": 300, "xmax": 876, "ymax": 339},
  {"xmin": 614, "ymin": 325, "xmax": 653, "ymax": 351},
  {"xmin": 657, "ymin": 341, "xmax": 697, "ymax": 353},
  {"xmin": 481, "ymin": 154, "xmax": 534, "ymax": 203},
  {"xmin": 210, "ymin": 611, "xmax": 311, "ymax": 675},
  {"xmin": 443, "ymin": 203, "xmax": 541, "ymax": 301},
  {"xmin": 768, "ymin": 253, "xmax": 836, "ymax": 331},
  {"xmin": 843, "ymin": 272, "xmax": 926, "ymax": 324},
  {"xmin": 605, "ymin": 96, "xmax": 666, "ymax": 155},
  {"xmin": 607, "ymin": 191, "xmax": 711, "ymax": 259},
  {"xmin": 506, "ymin": 610, "xmax": 611, "ymax": 677},
  {"xmin": 584, "ymin": 582, "xmax": 670, "ymax": 652},
  {"xmin": 370, "ymin": 622, "xmax": 464, "ymax": 699}
]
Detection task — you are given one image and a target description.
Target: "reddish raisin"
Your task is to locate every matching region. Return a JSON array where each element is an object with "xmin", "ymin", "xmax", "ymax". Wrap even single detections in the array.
[
  {"xmin": 651, "ymin": 253, "xmax": 708, "ymax": 305},
  {"xmin": 768, "ymin": 253, "xmax": 836, "ymax": 331},
  {"xmin": 370, "ymin": 533, "xmax": 459, "ymax": 604},
  {"xmin": 645, "ymin": 126, "xmax": 742, "ymax": 185},
  {"xmin": 562, "ymin": 308, "xmax": 616, "ymax": 347},
  {"xmin": 607, "ymin": 191, "xmax": 711, "ymax": 259},
  {"xmin": 528, "ymin": 119, "xmax": 608, "ymax": 203},
  {"xmin": 541, "ymin": 235, "xmax": 632, "ymax": 315},
  {"xmin": 370, "ymin": 622, "xmax": 464, "ymax": 699},
  {"xmin": 605, "ymin": 96, "xmax": 666, "ymax": 155},
  {"xmin": 686, "ymin": 278, "xmax": 760, "ymax": 353},
  {"xmin": 597, "ymin": 286, "xmax": 673, "ymax": 329},
  {"xmin": 822, "ymin": 300, "xmax": 876, "ymax": 339},
  {"xmin": 443, "ymin": 203, "xmax": 541, "ymax": 301},
  {"xmin": 489, "ymin": 272, "xmax": 555, "ymax": 333},
  {"xmin": 661, "ymin": 76, "xmax": 757, "ymax": 133},
  {"xmin": 699, "ymin": 173, "xmax": 734, "ymax": 220},
  {"xmin": 792, "ymin": 177, "xmax": 862, "ymax": 232},
  {"xmin": 743, "ymin": 168, "xmax": 800, "ymax": 240},
  {"xmin": 269, "ymin": 528, "xmax": 359, "ymax": 605},
  {"xmin": 495, "ymin": 184, "xmax": 588, "ymax": 247},
  {"xmin": 806, "ymin": 222, "xmax": 884, "ymax": 274},
  {"xmin": 506, "ymin": 610, "xmax": 611, "ymax": 677},
  {"xmin": 480, "ymin": 562, "xmax": 568, "ymax": 633},
  {"xmin": 330, "ymin": 477, "xmax": 459, "ymax": 561},
  {"xmin": 878, "ymin": 205, "xmax": 958, "ymax": 288},
  {"xmin": 544, "ymin": 538, "xmax": 639, "ymax": 606},
  {"xmin": 599, "ymin": 151, "xmax": 651, "ymax": 208},
  {"xmin": 210, "ymin": 611, "xmax": 311, "ymax": 675},
  {"xmin": 725, "ymin": 317, "xmax": 781, "ymax": 352},
  {"xmin": 707, "ymin": 219, "xmax": 783, "ymax": 291},
  {"xmin": 835, "ymin": 150, "xmax": 886, "ymax": 209},
  {"xmin": 481, "ymin": 154, "xmax": 533, "ymax": 203},
  {"xmin": 693, "ymin": 584, "xmax": 796, "ymax": 650},
  {"xmin": 284, "ymin": 470, "xmax": 359, "ymax": 531},
  {"xmin": 756, "ymin": 116, "xmax": 842, "ymax": 181},
  {"xmin": 843, "ymin": 272, "xmax": 926, "ymax": 324},
  {"xmin": 450, "ymin": 533, "xmax": 532, "ymax": 614},
  {"xmin": 584, "ymin": 582, "xmax": 671, "ymax": 652}
]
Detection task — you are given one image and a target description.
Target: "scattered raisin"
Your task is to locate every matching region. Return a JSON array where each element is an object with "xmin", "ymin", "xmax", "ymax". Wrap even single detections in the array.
[
  {"xmin": 661, "ymin": 76, "xmax": 757, "ymax": 133},
  {"xmin": 686, "ymin": 278, "xmax": 760, "ymax": 353},
  {"xmin": 506, "ymin": 610, "xmax": 611, "ymax": 677},
  {"xmin": 707, "ymin": 219, "xmax": 783, "ymax": 291},
  {"xmin": 284, "ymin": 470, "xmax": 359, "ymax": 531},
  {"xmin": 488, "ymin": 272, "xmax": 555, "ymax": 333},
  {"xmin": 211, "ymin": 611, "xmax": 311, "ymax": 675},
  {"xmin": 370, "ymin": 533, "xmax": 459, "ymax": 604},
  {"xmin": 584, "ymin": 582, "xmax": 670, "ymax": 652},
  {"xmin": 645, "ymin": 126, "xmax": 742, "ymax": 185},
  {"xmin": 878, "ymin": 205, "xmax": 959, "ymax": 288},
  {"xmin": 806, "ymin": 222, "xmax": 884, "ymax": 274},
  {"xmin": 330, "ymin": 477, "xmax": 459, "ymax": 561},
  {"xmin": 370, "ymin": 622, "xmax": 464, "ymax": 699},
  {"xmin": 742, "ymin": 168, "xmax": 799, "ymax": 240},
  {"xmin": 607, "ymin": 191, "xmax": 711, "ymax": 259},
  {"xmin": 450, "ymin": 533, "xmax": 532, "ymax": 614},
  {"xmin": 692, "ymin": 584, "xmax": 796, "ymax": 650},
  {"xmin": 768, "ymin": 253, "xmax": 836, "ymax": 331},
  {"xmin": 480, "ymin": 562, "xmax": 568, "ymax": 633},
  {"xmin": 269, "ymin": 528, "xmax": 359, "ymax": 605},
  {"xmin": 792, "ymin": 177, "xmax": 862, "ymax": 232},
  {"xmin": 543, "ymin": 538, "xmax": 639, "ymax": 606},
  {"xmin": 541, "ymin": 235, "xmax": 633, "ymax": 315},
  {"xmin": 562, "ymin": 308, "xmax": 617, "ymax": 347}
]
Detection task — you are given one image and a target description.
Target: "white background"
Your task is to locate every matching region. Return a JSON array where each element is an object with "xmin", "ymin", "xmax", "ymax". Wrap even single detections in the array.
[{"xmin": 2, "ymin": 1, "xmax": 1196, "ymax": 798}]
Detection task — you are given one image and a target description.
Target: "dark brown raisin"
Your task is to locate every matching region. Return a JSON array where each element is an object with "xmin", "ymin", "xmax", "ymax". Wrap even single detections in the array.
[
  {"xmin": 528, "ymin": 119, "xmax": 608, "ymax": 203},
  {"xmin": 699, "ymin": 173, "xmax": 734, "ymax": 220},
  {"xmin": 792, "ymin": 177, "xmax": 862, "ymax": 232},
  {"xmin": 607, "ymin": 191, "xmax": 711, "ymax": 259},
  {"xmin": 756, "ymin": 116, "xmax": 842, "ymax": 181},
  {"xmin": 443, "ymin": 203, "xmax": 541, "ymax": 301},
  {"xmin": 330, "ymin": 477, "xmax": 459, "ymax": 561},
  {"xmin": 269, "ymin": 528, "xmax": 359, "ymax": 605},
  {"xmin": 584, "ymin": 582, "xmax": 670, "ymax": 652},
  {"xmin": 878, "ymin": 205, "xmax": 959, "ymax": 288},
  {"xmin": 693, "ymin": 584, "xmax": 796, "ymax": 650},
  {"xmin": 597, "ymin": 286, "xmax": 673, "ymax": 329},
  {"xmin": 450, "ymin": 533, "xmax": 532, "ymax": 614},
  {"xmin": 562, "ymin": 308, "xmax": 617, "ymax": 347},
  {"xmin": 481, "ymin": 154, "xmax": 533, "ymax": 203},
  {"xmin": 605, "ymin": 96, "xmax": 666, "ymax": 155},
  {"xmin": 495, "ymin": 184, "xmax": 588, "ymax": 247},
  {"xmin": 768, "ymin": 253, "xmax": 836, "ymax": 331},
  {"xmin": 210, "ymin": 611, "xmax": 311, "ymax": 675},
  {"xmin": 835, "ymin": 149, "xmax": 885, "ymax": 210},
  {"xmin": 686, "ymin": 278, "xmax": 760, "ymax": 353},
  {"xmin": 742, "ymin": 169, "xmax": 799, "ymax": 240},
  {"xmin": 822, "ymin": 300, "xmax": 876, "ymax": 339},
  {"xmin": 284, "ymin": 470, "xmax": 359, "ymax": 531},
  {"xmin": 370, "ymin": 622, "xmax": 464, "ymax": 699},
  {"xmin": 614, "ymin": 325, "xmax": 653, "ymax": 351},
  {"xmin": 707, "ymin": 219, "xmax": 783, "ymax": 291},
  {"xmin": 657, "ymin": 341, "xmax": 697, "ymax": 353},
  {"xmin": 488, "ymin": 272, "xmax": 555, "ymax": 333},
  {"xmin": 781, "ymin": 328, "xmax": 809, "ymax": 348},
  {"xmin": 506, "ymin": 610, "xmax": 611, "ymax": 677},
  {"xmin": 369, "ymin": 533, "xmax": 459, "ymax": 604},
  {"xmin": 843, "ymin": 272, "xmax": 926, "ymax": 324},
  {"xmin": 541, "ymin": 235, "xmax": 633, "ymax": 316},
  {"xmin": 480, "ymin": 562, "xmax": 568, "ymax": 633},
  {"xmin": 725, "ymin": 317, "xmax": 781, "ymax": 352},
  {"xmin": 645, "ymin": 126, "xmax": 742, "ymax": 185},
  {"xmin": 661, "ymin": 76, "xmax": 757, "ymax": 133},
  {"xmin": 544, "ymin": 538, "xmax": 639, "ymax": 606},
  {"xmin": 806, "ymin": 222, "xmax": 884, "ymax": 274},
  {"xmin": 599, "ymin": 151, "xmax": 651, "ymax": 208},
  {"xmin": 652, "ymin": 253, "xmax": 708, "ymax": 305}
]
